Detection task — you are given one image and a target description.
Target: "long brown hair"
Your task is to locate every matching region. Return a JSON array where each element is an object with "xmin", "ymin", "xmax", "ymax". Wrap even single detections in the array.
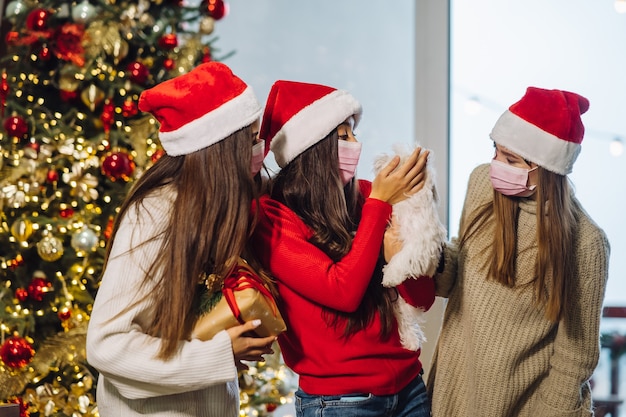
[
  {"xmin": 459, "ymin": 166, "xmax": 578, "ymax": 322},
  {"xmin": 270, "ymin": 132, "xmax": 396, "ymax": 338},
  {"xmin": 104, "ymin": 125, "xmax": 257, "ymax": 359}
]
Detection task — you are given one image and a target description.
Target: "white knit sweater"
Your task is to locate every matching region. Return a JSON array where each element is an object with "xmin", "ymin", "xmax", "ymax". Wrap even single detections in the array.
[
  {"xmin": 428, "ymin": 164, "xmax": 610, "ymax": 417},
  {"xmin": 86, "ymin": 187, "xmax": 240, "ymax": 417}
]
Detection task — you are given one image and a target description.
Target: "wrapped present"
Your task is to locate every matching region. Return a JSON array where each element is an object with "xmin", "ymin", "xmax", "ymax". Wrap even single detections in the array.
[{"xmin": 192, "ymin": 259, "xmax": 286, "ymax": 341}]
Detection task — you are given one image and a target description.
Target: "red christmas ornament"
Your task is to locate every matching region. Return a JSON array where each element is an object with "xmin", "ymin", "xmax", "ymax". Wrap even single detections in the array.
[
  {"xmin": 27, "ymin": 277, "xmax": 52, "ymax": 302},
  {"xmin": 151, "ymin": 148, "xmax": 165, "ymax": 163},
  {"xmin": 101, "ymin": 150, "xmax": 135, "ymax": 181},
  {"xmin": 100, "ymin": 99, "xmax": 115, "ymax": 133},
  {"xmin": 158, "ymin": 33, "xmax": 178, "ymax": 50},
  {"xmin": 0, "ymin": 72, "xmax": 7, "ymax": 93},
  {"xmin": 26, "ymin": 8, "xmax": 52, "ymax": 31},
  {"xmin": 3, "ymin": 115, "xmax": 29, "ymax": 139},
  {"xmin": 0, "ymin": 72, "xmax": 8, "ymax": 95},
  {"xmin": 163, "ymin": 57, "xmax": 176, "ymax": 71},
  {"xmin": 0, "ymin": 336, "xmax": 35, "ymax": 368},
  {"xmin": 104, "ymin": 215, "xmax": 114, "ymax": 240},
  {"xmin": 1, "ymin": 71, "xmax": 8, "ymax": 118},
  {"xmin": 207, "ymin": 0, "xmax": 227, "ymax": 20},
  {"xmin": 46, "ymin": 168, "xmax": 59, "ymax": 183},
  {"xmin": 7, "ymin": 254, "xmax": 24, "ymax": 270},
  {"xmin": 38, "ymin": 44, "xmax": 52, "ymax": 61},
  {"xmin": 60, "ymin": 89, "xmax": 78, "ymax": 102},
  {"xmin": 126, "ymin": 61, "xmax": 149, "ymax": 84},
  {"xmin": 121, "ymin": 98, "xmax": 138, "ymax": 118},
  {"xmin": 265, "ymin": 403, "xmax": 278, "ymax": 412},
  {"xmin": 59, "ymin": 207, "xmax": 74, "ymax": 218},
  {"xmin": 58, "ymin": 307, "xmax": 72, "ymax": 321},
  {"xmin": 53, "ymin": 23, "xmax": 86, "ymax": 67},
  {"xmin": 5, "ymin": 31, "xmax": 19, "ymax": 46},
  {"xmin": 15, "ymin": 288, "xmax": 28, "ymax": 302},
  {"xmin": 202, "ymin": 46, "xmax": 212, "ymax": 63}
]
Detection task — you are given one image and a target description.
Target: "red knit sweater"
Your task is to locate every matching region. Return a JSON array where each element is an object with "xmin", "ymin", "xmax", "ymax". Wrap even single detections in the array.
[{"xmin": 251, "ymin": 180, "xmax": 435, "ymax": 396}]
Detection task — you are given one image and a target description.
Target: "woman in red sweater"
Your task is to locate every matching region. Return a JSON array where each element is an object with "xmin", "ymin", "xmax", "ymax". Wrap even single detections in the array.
[{"xmin": 251, "ymin": 80, "xmax": 435, "ymax": 417}]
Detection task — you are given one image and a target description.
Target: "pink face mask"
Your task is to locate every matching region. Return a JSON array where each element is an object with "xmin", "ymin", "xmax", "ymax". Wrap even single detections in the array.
[
  {"xmin": 250, "ymin": 140, "xmax": 265, "ymax": 176},
  {"xmin": 489, "ymin": 158, "xmax": 538, "ymax": 197},
  {"xmin": 337, "ymin": 140, "xmax": 362, "ymax": 185}
]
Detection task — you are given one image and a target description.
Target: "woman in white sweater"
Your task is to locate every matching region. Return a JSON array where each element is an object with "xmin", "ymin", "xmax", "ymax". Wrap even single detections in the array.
[{"xmin": 86, "ymin": 62, "xmax": 276, "ymax": 417}]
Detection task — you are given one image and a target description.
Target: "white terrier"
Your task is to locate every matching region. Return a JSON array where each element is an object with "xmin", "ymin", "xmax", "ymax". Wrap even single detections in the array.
[{"xmin": 373, "ymin": 144, "xmax": 447, "ymax": 350}]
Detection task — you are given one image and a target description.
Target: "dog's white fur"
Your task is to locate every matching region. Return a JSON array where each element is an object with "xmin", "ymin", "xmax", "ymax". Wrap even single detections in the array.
[{"xmin": 373, "ymin": 144, "xmax": 447, "ymax": 350}]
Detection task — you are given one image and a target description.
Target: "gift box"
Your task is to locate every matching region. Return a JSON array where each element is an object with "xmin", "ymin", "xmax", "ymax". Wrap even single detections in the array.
[{"xmin": 192, "ymin": 259, "xmax": 286, "ymax": 341}]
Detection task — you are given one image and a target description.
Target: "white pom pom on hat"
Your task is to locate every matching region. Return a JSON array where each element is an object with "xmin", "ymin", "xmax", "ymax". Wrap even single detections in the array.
[
  {"xmin": 489, "ymin": 86, "xmax": 590, "ymax": 175},
  {"xmin": 138, "ymin": 62, "xmax": 262, "ymax": 156},
  {"xmin": 260, "ymin": 80, "xmax": 363, "ymax": 168}
]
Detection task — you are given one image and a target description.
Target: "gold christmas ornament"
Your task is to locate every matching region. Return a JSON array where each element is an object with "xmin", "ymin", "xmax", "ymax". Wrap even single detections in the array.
[
  {"xmin": 112, "ymin": 39, "xmax": 130, "ymax": 63},
  {"xmin": 199, "ymin": 16, "xmax": 215, "ymax": 35},
  {"xmin": 80, "ymin": 84, "xmax": 105, "ymax": 111},
  {"xmin": 177, "ymin": 36, "xmax": 203, "ymax": 73},
  {"xmin": 84, "ymin": 21, "xmax": 129, "ymax": 64},
  {"xmin": 62, "ymin": 162, "xmax": 99, "ymax": 201},
  {"xmin": 37, "ymin": 234, "xmax": 64, "ymax": 262},
  {"xmin": 2, "ymin": 183, "xmax": 27, "ymax": 208},
  {"xmin": 138, "ymin": 9, "xmax": 156, "ymax": 27},
  {"xmin": 58, "ymin": 69, "xmax": 80, "ymax": 92},
  {"xmin": 10, "ymin": 218, "xmax": 34, "ymax": 242}
]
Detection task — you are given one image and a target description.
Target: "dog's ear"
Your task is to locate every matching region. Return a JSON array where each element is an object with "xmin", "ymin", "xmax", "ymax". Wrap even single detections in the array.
[{"xmin": 431, "ymin": 184, "xmax": 438, "ymax": 203}]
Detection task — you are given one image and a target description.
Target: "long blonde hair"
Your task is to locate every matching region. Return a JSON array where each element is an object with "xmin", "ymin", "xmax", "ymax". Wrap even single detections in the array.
[{"xmin": 460, "ymin": 166, "xmax": 579, "ymax": 322}]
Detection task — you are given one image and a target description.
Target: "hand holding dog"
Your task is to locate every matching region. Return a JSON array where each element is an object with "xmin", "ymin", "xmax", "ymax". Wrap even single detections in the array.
[{"xmin": 369, "ymin": 147, "xmax": 430, "ymax": 205}]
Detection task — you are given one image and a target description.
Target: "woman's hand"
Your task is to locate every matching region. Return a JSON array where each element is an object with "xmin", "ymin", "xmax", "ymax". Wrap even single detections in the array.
[
  {"xmin": 370, "ymin": 147, "xmax": 429, "ymax": 205},
  {"xmin": 226, "ymin": 320, "xmax": 276, "ymax": 370}
]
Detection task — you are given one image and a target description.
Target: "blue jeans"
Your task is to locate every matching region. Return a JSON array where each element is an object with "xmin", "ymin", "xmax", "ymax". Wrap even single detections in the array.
[{"xmin": 294, "ymin": 373, "xmax": 430, "ymax": 417}]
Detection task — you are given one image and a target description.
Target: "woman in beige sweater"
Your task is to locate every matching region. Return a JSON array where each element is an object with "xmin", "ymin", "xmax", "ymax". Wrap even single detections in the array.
[{"xmin": 428, "ymin": 87, "xmax": 610, "ymax": 417}]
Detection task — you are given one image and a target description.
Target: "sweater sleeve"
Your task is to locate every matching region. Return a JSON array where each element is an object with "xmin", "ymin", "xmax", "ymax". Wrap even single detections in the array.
[
  {"xmin": 251, "ymin": 186, "xmax": 392, "ymax": 313},
  {"xmin": 433, "ymin": 239, "xmax": 459, "ymax": 297},
  {"xmin": 395, "ymin": 275, "xmax": 436, "ymax": 311},
  {"xmin": 532, "ymin": 219, "xmax": 610, "ymax": 416},
  {"xmin": 86, "ymin": 195, "xmax": 237, "ymax": 400},
  {"xmin": 435, "ymin": 164, "xmax": 490, "ymax": 297}
]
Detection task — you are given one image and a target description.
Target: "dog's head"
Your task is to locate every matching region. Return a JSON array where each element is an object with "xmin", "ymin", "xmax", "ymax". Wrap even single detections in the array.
[{"xmin": 373, "ymin": 144, "xmax": 438, "ymax": 202}]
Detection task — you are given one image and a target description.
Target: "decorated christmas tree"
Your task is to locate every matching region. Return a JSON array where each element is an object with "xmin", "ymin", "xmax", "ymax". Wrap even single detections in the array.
[{"xmin": 0, "ymin": 0, "xmax": 295, "ymax": 415}]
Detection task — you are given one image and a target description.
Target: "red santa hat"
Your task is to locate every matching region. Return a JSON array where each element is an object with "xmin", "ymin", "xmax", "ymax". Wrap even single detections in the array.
[
  {"xmin": 138, "ymin": 62, "xmax": 261, "ymax": 156},
  {"xmin": 489, "ymin": 86, "xmax": 589, "ymax": 175},
  {"xmin": 260, "ymin": 80, "xmax": 363, "ymax": 168}
]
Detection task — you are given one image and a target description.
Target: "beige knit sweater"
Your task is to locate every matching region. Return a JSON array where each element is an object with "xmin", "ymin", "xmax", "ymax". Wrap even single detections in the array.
[{"xmin": 428, "ymin": 164, "xmax": 610, "ymax": 417}]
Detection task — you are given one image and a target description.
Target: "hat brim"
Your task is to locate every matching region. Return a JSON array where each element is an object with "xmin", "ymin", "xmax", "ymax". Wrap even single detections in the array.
[
  {"xmin": 269, "ymin": 90, "xmax": 362, "ymax": 167},
  {"xmin": 490, "ymin": 110, "xmax": 581, "ymax": 175},
  {"xmin": 159, "ymin": 86, "xmax": 262, "ymax": 156}
]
